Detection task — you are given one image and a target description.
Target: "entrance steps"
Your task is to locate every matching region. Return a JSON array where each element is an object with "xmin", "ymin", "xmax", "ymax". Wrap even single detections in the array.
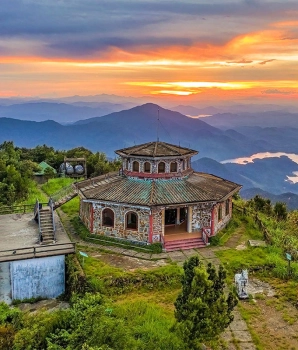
[{"xmin": 164, "ymin": 237, "xmax": 206, "ymax": 251}]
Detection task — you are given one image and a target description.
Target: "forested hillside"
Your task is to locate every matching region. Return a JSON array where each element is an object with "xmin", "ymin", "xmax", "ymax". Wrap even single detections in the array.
[
  {"xmin": 0, "ymin": 141, "xmax": 120, "ymax": 206},
  {"xmin": 1, "ymin": 141, "xmax": 298, "ymax": 349}
]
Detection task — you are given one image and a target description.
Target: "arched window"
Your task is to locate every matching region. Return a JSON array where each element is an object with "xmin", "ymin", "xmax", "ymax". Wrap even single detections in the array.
[
  {"xmin": 102, "ymin": 208, "xmax": 114, "ymax": 227},
  {"xmin": 170, "ymin": 162, "xmax": 177, "ymax": 172},
  {"xmin": 158, "ymin": 162, "xmax": 165, "ymax": 173},
  {"xmin": 132, "ymin": 161, "xmax": 139, "ymax": 172},
  {"xmin": 126, "ymin": 211, "xmax": 138, "ymax": 230},
  {"xmin": 144, "ymin": 162, "xmax": 151, "ymax": 173}
]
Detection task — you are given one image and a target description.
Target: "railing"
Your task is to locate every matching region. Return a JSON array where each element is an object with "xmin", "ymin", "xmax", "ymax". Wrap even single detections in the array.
[
  {"xmin": 160, "ymin": 234, "xmax": 165, "ymax": 249},
  {"xmin": 0, "ymin": 203, "xmax": 47, "ymax": 215},
  {"xmin": 48, "ymin": 198, "xmax": 56, "ymax": 242},
  {"xmin": 50, "ymin": 184, "xmax": 75, "ymax": 202},
  {"xmin": 202, "ymin": 229, "xmax": 208, "ymax": 245},
  {"xmin": 0, "ymin": 242, "xmax": 76, "ymax": 262},
  {"xmin": 254, "ymin": 213, "xmax": 273, "ymax": 244},
  {"xmin": 75, "ymin": 172, "xmax": 118, "ymax": 190},
  {"xmin": 233, "ymin": 204, "xmax": 273, "ymax": 244},
  {"xmin": 50, "ymin": 184, "xmax": 77, "ymax": 208},
  {"xmin": 34, "ymin": 200, "xmax": 43, "ymax": 244},
  {"xmin": 202, "ymin": 227, "xmax": 211, "ymax": 245}
]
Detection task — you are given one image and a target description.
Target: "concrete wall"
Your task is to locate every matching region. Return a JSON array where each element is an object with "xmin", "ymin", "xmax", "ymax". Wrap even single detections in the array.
[
  {"xmin": 10, "ymin": 255, "xmax": 65, "ymax": 300},
  {"xmin": 0, "ymin": 262, "xmax": 12, "ymax": 304}
]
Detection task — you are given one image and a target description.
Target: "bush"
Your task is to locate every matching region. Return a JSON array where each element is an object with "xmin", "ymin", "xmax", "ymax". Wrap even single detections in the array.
[{"xmin": 209, "ymin": 235, "xmax": 220, "ymax": 246}]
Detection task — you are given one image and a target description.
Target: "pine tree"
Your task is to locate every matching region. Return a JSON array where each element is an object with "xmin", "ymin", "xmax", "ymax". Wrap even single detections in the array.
[{"xmin": 174, "ymin": 256, "xmax": 237, "ymax": 349}]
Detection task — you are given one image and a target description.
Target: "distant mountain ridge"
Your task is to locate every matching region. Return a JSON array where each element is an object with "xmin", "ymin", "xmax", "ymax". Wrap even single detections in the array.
[
  {"xmin": 203, "ymin": 111, "xmax": 298, "ymax": 129},
  {"xmin": 2, "ymin": 102, "xmax": 298, "ymax": 201},
  {"xmin": 0, "ymin": 103, "xmax": 267, "ymax": 161},
  {"xmin": 0, "ymin": 101, "xmax": 136, "ymax": 124}
]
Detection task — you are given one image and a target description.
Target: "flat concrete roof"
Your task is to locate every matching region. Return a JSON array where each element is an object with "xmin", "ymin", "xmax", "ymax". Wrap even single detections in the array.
[{"xmin": 0, "ymin": 212, "xmax": 75, "ymax": 262}]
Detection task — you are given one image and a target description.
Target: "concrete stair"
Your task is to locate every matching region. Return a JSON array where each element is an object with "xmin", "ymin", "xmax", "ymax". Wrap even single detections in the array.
[
  {"xmin": 39, "ymin": 208, "xmax": 55, "ymax": 244},
  {"xmin": 53, "ymin": 192, "xmax": 77, "ymax": 209},
  {"xmin": 164, "ymin": 237, "xmax": 206, "ymax": 251},
  {"xmin": 50, "ymin": 184, "xmax": 78, "ymax": 209}
]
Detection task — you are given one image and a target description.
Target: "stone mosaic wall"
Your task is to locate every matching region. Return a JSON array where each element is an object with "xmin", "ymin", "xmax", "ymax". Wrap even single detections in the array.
[
  {"xmin": 191, "ymin": 202, "xmax": 214, "ymax": 232},
  {"xmin": 125, "ymin": 157, "xmax": 189, "ymax": 174},
  {"xmin": 213, "ymin": 198, "xmax": 232, "ymax": 234},
  {"xmin": 91, "ymin": 202, "xmax": 150, "ymax": 243},
  {"xmin": 151, "ymin": 207, "xmax": 164, "ymax": 242},
  {"xmin": 79, "ymin": 201, "xmax": 92, "ymax": 231}
]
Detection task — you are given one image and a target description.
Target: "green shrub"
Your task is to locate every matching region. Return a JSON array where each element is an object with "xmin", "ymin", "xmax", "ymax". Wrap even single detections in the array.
[
  {"xmin": 0, "ymin": 302, "xmax": 22, "ymax": 326},
  {"xmin": 209, "ymin": 235, "xmax": 220, "ymax": 246}
]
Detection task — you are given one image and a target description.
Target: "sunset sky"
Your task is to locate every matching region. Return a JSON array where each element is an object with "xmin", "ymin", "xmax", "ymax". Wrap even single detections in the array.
[{"xmin": 1, "ymin": 0, "xmax": 298, "ymax": 105}]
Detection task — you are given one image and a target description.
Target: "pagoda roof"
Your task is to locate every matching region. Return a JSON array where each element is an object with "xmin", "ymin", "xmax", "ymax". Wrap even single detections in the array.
[
  {"xmin": 77, "ymin": 172, "xmax": 241, "ymax": 206},
  {"xmin": 115, "ymin": 141, "xmax": 198, "ymax": 158}
]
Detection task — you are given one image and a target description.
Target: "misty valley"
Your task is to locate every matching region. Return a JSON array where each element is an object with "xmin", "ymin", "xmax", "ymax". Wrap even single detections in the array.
[{"xmin": 1, "ymin": 96, "xmax": 298, "ymax": 208}]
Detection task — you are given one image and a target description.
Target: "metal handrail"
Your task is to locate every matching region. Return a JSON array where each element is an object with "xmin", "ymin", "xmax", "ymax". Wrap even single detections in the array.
[
  {"xmin": 50, "ymin": 184, "xmax": 77, "ymax": 203},
  {"xmin": 0, "ymin": 203, "xmax": 47, "ymax": 215},
  {"xmin": 34, "ymin": 200, "xmax": 42, "ymax": 244},
  {"xmin": 202, "ymin": 227, "xmax": 209, "ymax": 245},
  {"xmin": 48, "ymin": 198, "xmax": 56, "ymax": 242},
  {"xmin": 160, "ymin": 233, "xmax": 165, "ymax": 248}
]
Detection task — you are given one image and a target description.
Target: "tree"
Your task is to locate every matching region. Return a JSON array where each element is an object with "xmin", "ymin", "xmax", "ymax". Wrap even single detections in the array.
[
  {"xmin": 251, "ymin": 195, "xmax": 272, "ymax": 215},
  {"xmin": 273, "ymin": 202, "xmax": 287, "ymax": 221},
  {"xmin": 174, "ymin": 256, "xmax": 237, "ymax": 349},
  {"xmin": 44, "ymin": 167, "xmax": 56, "ymax": 182}
]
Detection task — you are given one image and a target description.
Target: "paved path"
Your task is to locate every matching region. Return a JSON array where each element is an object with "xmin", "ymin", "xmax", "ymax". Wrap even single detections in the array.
[{"xmin": 58, "ymin": 210, "xmax": 256, "ymax": 350}]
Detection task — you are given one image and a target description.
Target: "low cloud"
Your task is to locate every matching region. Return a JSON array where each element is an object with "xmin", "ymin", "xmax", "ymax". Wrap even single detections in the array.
[
  {"xmin": 259, "ymin": 59, "xmax": 276, "ymax": 65},
  {"xmin": 227, "ymin": 58, "xmax": 253, "ymax": 64},
  {"xmin": 262, "ymin": 89, "xmax": 293, "ymax": 95}
]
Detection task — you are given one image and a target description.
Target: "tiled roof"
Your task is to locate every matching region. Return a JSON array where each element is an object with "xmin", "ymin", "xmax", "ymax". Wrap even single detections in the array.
[
  {"xmin": 115, "ymin": 141, "xmax": 198, "ymax": 158},
  {"xmin": 78, "ymin": 172, "xmax": 241, "ymax": 206}
]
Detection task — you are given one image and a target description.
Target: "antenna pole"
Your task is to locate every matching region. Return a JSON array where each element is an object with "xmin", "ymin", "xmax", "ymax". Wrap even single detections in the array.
[{"xmin": 157, "ymin": 108, "xmax": 160, "ymax": 142}]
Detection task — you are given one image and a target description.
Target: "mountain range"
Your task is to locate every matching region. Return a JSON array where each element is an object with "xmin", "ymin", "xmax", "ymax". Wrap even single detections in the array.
[
  {"xmin": 1, "ymin": 98, "xmax": 298, "ymax": 207},
  {"xmin": 0, "ymin": 101, "xmax": 136, "ymax": 124},
  {"xmin": 0, "ymin": 103, "xmax": 271, "ymax": 161}
]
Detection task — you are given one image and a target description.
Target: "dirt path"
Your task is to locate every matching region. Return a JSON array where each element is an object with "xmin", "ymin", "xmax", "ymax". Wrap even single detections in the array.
[{"xmin": 224, "ymin": 224, "xmax": 247, "ymax": 249}]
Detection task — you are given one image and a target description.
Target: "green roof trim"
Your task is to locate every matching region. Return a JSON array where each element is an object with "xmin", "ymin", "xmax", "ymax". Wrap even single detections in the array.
[{"xmin": 78, "ymin": 172, "xmax": 241, "ymax": 206}]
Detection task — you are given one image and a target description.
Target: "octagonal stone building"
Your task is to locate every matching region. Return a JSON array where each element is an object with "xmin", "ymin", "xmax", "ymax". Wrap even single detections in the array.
[{"xmin": 77, "ymin": 141, "xmax": 241, "ymax": 251}]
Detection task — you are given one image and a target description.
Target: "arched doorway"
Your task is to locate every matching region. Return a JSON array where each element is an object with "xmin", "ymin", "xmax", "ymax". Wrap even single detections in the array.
[{"xmin": 164, "ymin": 207, "xmax": 187, "ymax": 234}]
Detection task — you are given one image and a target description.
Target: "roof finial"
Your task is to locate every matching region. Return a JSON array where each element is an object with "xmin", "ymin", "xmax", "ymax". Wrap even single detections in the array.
[{"xmin": 157, "ymin": 107, "xmax": 160, "ymax": 142}]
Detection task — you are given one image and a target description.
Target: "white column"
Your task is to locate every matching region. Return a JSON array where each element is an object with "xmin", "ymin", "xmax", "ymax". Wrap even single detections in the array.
[{"xmin": 176, "ymin": 208, "xmax": 180, "ymax": 224}]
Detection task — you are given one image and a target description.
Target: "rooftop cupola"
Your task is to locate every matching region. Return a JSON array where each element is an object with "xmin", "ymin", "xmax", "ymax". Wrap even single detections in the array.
[{"xmin": 115, "ymin": 141, "xmax": 198, "ymax": 179}]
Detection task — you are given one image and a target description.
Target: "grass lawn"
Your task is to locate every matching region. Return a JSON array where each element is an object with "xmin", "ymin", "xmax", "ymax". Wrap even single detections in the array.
[{"xmin": 42, "ymin": 177, "xmax": 77, "ymax": 195}]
